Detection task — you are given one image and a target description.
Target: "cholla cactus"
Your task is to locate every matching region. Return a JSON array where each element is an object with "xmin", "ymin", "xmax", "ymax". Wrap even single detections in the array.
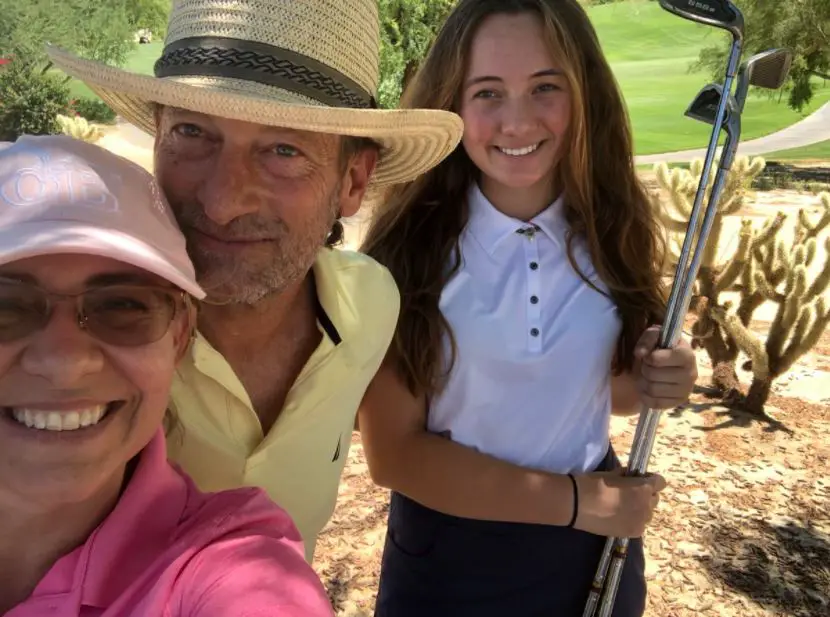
[
  {"xmin": 710, "ymin": 192, "xmax": 830, "ymax": 414},
  {"xmin": 651, "ymin": 155, "xmax": 768, "ymax": 396},
  {"xmin": 55, "ymin": 114, "xmax": 104, "ymax": 144},
  {"xmin": 654, "ymin": 155, "xmax": 766, "ymax": 273}
]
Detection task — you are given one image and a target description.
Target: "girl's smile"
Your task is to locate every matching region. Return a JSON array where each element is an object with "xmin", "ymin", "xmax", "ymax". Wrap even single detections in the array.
[{"xmin": 495, "ymin": 141, "xmax": 545, "ymax": 157}]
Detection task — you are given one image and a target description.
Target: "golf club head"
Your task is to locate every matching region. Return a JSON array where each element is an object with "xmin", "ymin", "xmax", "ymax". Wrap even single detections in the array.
[
  {"xmin": 684, "ymin": 83, "xmax": 737, "ymax": 126},
  {"xmin": 734, "ymin": 48, "xmax": 794, "ymax": 111},
  {"xmin": 659, "ymin": 0, "xmax": 744, "ymax": 38},
  {"xmin": 746, "ymin": 48, "xmax": 793, "ymax": 89},
  {"xmin": 685, "ymin": 83, "xmax": 741, "ymax": 169}
]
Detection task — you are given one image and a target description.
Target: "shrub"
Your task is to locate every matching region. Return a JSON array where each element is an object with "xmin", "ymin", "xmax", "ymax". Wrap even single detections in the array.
[
  {"xmin": 0, "ymin": 63, "xmax": 70, "ymax": 141},
  {"xmin": 71, "ymin": 97, "xmax": 117, "ymax": 125}
]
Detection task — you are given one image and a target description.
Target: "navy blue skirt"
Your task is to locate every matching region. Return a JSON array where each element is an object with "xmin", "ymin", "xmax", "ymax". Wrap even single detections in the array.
[{"xmin": 374, "ymin": 446, "xmax": 647, "ymax": 617}]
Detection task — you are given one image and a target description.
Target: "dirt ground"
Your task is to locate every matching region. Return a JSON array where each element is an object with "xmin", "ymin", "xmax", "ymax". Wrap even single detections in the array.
[{"xmin": 314, "ymin": 325, "xmax": 830, "ymax": 617}]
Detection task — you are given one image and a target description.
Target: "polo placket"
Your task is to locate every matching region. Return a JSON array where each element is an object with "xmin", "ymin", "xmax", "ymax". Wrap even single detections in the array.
[{"xmin": 518, "ymin": 224, "xmax": 543, "ymax": 353}]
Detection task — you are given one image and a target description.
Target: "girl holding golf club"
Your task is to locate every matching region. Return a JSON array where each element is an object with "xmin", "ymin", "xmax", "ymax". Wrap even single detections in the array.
[{"xmin": 359, "ymin": 0, "xmax": 698, "ymax": 615}]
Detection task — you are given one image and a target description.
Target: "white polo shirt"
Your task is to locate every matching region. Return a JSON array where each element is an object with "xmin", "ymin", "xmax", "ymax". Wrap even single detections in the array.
[{"xmin": 427, "ymin": 183, "xmax": 621, "ymax": 474}]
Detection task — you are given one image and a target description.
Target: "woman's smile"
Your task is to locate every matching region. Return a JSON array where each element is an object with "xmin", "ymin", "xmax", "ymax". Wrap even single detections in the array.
[
  {"xmin": 0, "ymin": 400, "xmax": 127, "ymax": 441},
  {"xmin": 5, "ymin": 401, "xmax": 125, "ymax": 432}
]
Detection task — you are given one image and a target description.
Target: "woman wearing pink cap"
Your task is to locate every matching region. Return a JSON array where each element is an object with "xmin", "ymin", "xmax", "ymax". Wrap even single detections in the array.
[{"xmin": 0, "ymin": 135, "xmax": 334, "ymax": 616}]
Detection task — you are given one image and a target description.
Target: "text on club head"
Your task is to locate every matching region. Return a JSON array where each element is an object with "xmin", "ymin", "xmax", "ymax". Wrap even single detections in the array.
[{"xmin": 686, "ymin": 0, "xmax": 716, "ymax": 14}]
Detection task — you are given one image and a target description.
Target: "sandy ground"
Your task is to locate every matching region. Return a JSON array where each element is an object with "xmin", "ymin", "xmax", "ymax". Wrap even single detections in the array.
[{"xmin": 97, "ymin": 123, "xmax": 154, "ymax": 171}]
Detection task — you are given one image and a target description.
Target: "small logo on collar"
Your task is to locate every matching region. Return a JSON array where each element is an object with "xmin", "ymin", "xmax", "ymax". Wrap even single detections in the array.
[{"xmin": 516, "ymin": 224, "xmax": 541, "ymax": 239}]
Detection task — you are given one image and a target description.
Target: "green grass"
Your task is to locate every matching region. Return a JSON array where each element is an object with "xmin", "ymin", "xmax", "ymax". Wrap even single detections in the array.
[
  {"xmin": 589, "ymin": 0, "xmax": 830, "ymax": 156},
  {"xmin": 764, "ymin": 140, "xmax": 830, "ymax": 161},
  {"xmin": 57, "ymin": 1, "xmax": 830, "ymax": 157},
  {"xmin": 65, "ymin": 41, "xmax": 162, "ymax": 100}
]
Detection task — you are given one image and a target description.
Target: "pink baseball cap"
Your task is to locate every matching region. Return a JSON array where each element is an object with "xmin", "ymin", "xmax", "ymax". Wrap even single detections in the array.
[{"xmin": 0, "ymin": 134, "xmax": 204, "ymax": 299}]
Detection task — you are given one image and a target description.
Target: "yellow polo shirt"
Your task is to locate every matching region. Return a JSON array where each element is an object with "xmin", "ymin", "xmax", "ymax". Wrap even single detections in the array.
[{"xmin": 165, "ymin": 247, "xmax": 400, "ymax": 563}]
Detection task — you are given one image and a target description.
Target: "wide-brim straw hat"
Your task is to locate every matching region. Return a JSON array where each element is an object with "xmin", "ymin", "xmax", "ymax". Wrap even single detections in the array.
[{"xmin": 46, "ymin": 0, "xmax": 463, "ymax": 190}]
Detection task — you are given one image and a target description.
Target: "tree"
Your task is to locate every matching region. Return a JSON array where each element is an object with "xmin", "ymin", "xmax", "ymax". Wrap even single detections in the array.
[
  {"xmin": 377, "ymin": 0, "xmax": 456, "ymax": 108},
  {"xmin": 0, "ymin": 0, "xmax": 152, "ymax": 136},
  {"xmin": 693, "ymin": 0, "xmax": 830, "ymax": 112},
  {"xmin": 127, "ymin": 0, "xmax": 172, "ymax": 41},
  {"xmin": 0, "ymin": 0, "xmax": 140, "ymax": 70}
]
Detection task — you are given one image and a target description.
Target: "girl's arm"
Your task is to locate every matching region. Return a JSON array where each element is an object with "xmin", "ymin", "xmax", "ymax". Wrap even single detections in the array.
[
  {"xmin": 358, "ymin": 357, "xmax": 576, "ymax": 526},
  {"xmin": 358, "ymin": 354, "xmax": 666, "ymax": 542}
]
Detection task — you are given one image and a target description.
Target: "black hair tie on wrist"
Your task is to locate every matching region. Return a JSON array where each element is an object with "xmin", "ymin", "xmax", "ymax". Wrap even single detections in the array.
[{"xmin": 566, "ymin": 473, "xmax": 579, "ymax": 528}]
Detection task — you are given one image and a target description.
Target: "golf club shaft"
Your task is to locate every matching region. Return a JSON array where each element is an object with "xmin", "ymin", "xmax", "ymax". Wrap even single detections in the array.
[
  {"xmin": 581, "ymin": 414, "xmax": 650, "ymax": 617},
  {"xmin": 660, "ymin": 42, "xmax": 741, "ymax": 348},
  {"xmin": 586, "ymin": 130, "xmax": 739, "ymax": 617},
  {"xmin": 582, "ymin": 536, "xmax": 616, "ymax": 617},
  {"xmin": 583, "ymin": 42, "xmax": 743, "ymax": 617},
  {"xmin": 665, "ymin": 127, "xmax": 740, "ymax": 339}
]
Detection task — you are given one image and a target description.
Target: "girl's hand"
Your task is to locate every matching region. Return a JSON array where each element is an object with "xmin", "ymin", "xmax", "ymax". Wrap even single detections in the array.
[
  {"xmin": 633, "ymin": 325, "xmax": 698, "ymax": 410},
  {"xmin": 573, "ymin": 469, "xmax": 667, "ymax": 538}
]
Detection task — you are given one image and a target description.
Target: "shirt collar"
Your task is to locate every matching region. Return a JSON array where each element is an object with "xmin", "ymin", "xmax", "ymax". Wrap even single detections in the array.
[
  {"xmin": 466, "ymin": 182, "xmax": 566, "ymax": 256},
  {"xmin": 311, "ymin": 248, "xmax": 349, "ymax": 347},
  {"xmin": 189, "ymin": 247, "xmax": 358, "ymax": 375}
]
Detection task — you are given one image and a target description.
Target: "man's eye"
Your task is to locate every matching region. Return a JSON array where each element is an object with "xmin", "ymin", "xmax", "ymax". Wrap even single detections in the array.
[
  {"xmin": 173, "ymin": 124, "xmax": 203, "ymax": 138},
  {"xmin": 273, "ymin": 144, "xmax": 300, "ymax": 157}
]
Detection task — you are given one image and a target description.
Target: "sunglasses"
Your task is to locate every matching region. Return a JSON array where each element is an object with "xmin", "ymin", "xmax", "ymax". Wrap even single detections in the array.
[{"xmin": 0, "ymin": 279, "xmax": 187, "ymax": 347}]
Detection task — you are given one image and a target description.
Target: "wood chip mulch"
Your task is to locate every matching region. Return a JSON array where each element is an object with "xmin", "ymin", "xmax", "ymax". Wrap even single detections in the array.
[{"xmin": 313, "ymin": 332, "xmax": 830, "ymax": 617}]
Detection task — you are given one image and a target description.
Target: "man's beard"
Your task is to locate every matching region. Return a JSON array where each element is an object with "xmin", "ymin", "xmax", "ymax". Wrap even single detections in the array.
[{"xmin": 169, "ymin": 192, "xmax": 340, "ymax": 306}]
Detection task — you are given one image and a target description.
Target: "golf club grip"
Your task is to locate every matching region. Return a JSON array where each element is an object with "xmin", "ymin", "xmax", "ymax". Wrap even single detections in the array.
[
  {"xmin": 582, "ymin": 536, "xmax": 617, "ymax": 617},
  {"xmin": 596, "ymin": 547, "xmax": 628, "ymax": 617}
]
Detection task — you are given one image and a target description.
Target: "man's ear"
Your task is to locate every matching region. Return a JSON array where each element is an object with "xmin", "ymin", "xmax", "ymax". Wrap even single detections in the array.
[{"xmin": 339, "ymin": 147, "xmax": 379, "ymax": 218}]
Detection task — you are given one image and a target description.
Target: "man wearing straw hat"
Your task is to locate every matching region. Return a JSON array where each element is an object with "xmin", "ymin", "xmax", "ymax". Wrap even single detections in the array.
[{"xmin": 46, "ymin": 0, "xmax": 463, "ymax": 564}]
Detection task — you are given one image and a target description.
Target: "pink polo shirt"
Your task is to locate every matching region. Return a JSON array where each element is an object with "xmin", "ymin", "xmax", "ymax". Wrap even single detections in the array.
[{"xmin": 7, "ymin": 429, "xmax": 335, "ymax": 617}]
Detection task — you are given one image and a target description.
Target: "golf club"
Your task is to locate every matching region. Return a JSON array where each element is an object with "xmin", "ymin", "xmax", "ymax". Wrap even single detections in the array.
[
  {"xmin": 685, "ymin": 49, "xmax": 793, "ymax": 137},
  {"xmin": 734, "ymin": 48, "xmax": 794, "ymax": 110},
  {"xmin": 581, "ymin": 3, "xmax": 745, "ymax": 616},
  {"xmin": 685, "ymin": 83, "xmax": 737, "ymax": 125},
  {"xmin": 581, "ymin": 44, "xmax": 793, "ymax": 617},
  {"xmin": 664, "ymin": 47, "xmax": 794, "ymax": 338},
  {"xmin": 657, "ymin": 0, "xmax": 745, "ymax": 341}
]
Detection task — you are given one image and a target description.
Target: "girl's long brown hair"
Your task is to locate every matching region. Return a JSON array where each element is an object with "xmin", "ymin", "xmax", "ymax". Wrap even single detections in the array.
[{"xmin": 362, "ymin": 0, "xmax": 667, "ymax": 398}]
